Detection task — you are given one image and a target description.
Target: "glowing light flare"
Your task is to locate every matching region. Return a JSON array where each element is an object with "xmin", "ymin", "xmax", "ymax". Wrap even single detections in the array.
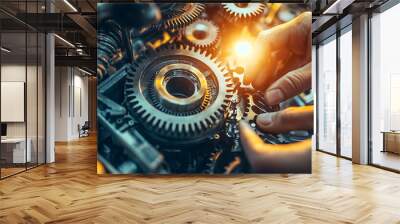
[{"xmin": 234, "ymin": 40, "xmax": 253, "ymax": 57}]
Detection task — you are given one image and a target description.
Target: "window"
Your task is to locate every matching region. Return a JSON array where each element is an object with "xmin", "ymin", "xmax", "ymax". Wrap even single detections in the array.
[
  {"xmin": 317, "ymin": 36, "xmax": 337, "ymax": 154},
  {"xmin": 339, "ymin": 28, "xmax": 352, "ymax": 158},
  {"xmin": 370, "ymin": 3, "xmax": 400, "ymax": 171}
]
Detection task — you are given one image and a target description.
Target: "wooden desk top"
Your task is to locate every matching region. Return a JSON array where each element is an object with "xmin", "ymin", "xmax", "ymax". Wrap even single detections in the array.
[
  {"xmin": 1, "ymin": 138, "xmax": 29, "ymax": 143},
  {"xmin": 381, "ymin": 131, "xmax": 400, "ymax": 134}
]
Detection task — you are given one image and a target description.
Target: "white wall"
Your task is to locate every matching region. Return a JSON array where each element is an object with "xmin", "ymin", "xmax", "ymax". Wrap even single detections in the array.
[
  {"xmin": 0, "ymin": 65, "xmax": 42, "ymax": 138},
  {"xmin": 55, "ymin": 66, "xmax": 69, "ymax": 141},
  {"xmin": 72, "ymin": 73, "xmax": 89, "ymax": 138},
  {"xmin": 1, "ymin": 63, "xmax": 46, "ymax": 164},
  {"xmin": 54, "ymin": 67, "xmax": 89, "ymax": 141},
  {"xmin": 1, "ymin": 65, "xmax": 26, "ymax": 138}
]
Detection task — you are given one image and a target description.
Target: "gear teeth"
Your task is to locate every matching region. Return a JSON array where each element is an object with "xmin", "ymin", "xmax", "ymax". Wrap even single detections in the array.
[
  {"xmin": 146, "ymin": 115, "xmax": 155, "ymax": 124},
  {"xmin": 221, "ymin": 3, "xmax": 265, "ymax": 23},
  {"xmin": 183, "ymin": 18, "xmax": 220, "ymax": 49},
  {"xmin": 124, "ymin": 45, "xmax": 231, "ymax": 143},
  {"xmin": 151, "ymin": 3, "xmax": 204, "ymax": 31},
  {"xmin": 126, "ymin": 96, "xmax": 134, "ymax": 103},
  {"xmin": 182, "ymin": 124, "xmax": 188, "ymax": 134},
  {"xmin": 163, "ymin": 122, "xmax": 170, "ymax": 133},
  {"xmin": 151, "ymin": 118, "xmax": 159, "ymax": 127},
  {"xmin": 176, "ymin": 124, "xmax": 183, "ymax": 134},
  {"xmin": 223, "ymin": 72, "xmax": 231, "ymax": 77},
  {"xmin": 188, "ymin": 123, "xmax": 194, "ymax": 133},
  {"xmin": 200, "ymin": 120, "xmax": 208, "ymax": 130},
  {"xmin": 213, "ymin": 111, "xmax": 221, "ymax": 118},
  {"xmin": 225, "ymin": 77, "xmax": 233, "ymax": 83},
  {"xmin": 193, "ymin": 122, "xmax": 200, "ymax": 133},
  {"xmin": 206, "ymin": 117, "xmax": 214, "ymax": 126}
]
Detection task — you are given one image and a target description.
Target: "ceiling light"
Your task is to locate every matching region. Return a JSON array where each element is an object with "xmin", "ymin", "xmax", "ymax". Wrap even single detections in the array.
[
  {"xmin": 1, "ymin": 47, "xmax": 11, "ymax": 53},
  {"xmin": 63, "ymin": 0, "xmax": 78, "ymax": 12},
  {"xmin": 78, "ymin": 67, "xmax": 93, "ymax": 76},
  {"xmin": 323, "ymin": 0, "xmax": 354, "ymax": 15},
  {"xmin": 54, "ymin": 34, "xmax": 75, "ymax": 48}
]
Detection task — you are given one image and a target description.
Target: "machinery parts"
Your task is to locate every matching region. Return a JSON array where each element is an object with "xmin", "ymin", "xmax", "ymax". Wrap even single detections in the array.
[
  {"xmin": 152, "ymin": 3, "xmax": 205, "ymax": 30},
  {"xmin": 183, "ymin": 19, "xmax": 220, "ymax": 48},
  {"xmin": 97, "ymin": 20, "xmax": 124, "ymax": 80},
  {"xmin": 97, "ymin": 93, "xmax": 166, "ymax": 173},
  {"xmin": 124, "ymin": 45, "xmax": 234, "ymax": 145},
  {"xmin": 221, "ymin": 3, "xmax": 265, "ymax": 23},
  {"xmin": 98, "ymin": 3, "xmax": 312, "ymax": 174},
  {"xmin": 97, "ymin": 3, "xmax": 161, "ymax": 81},
  {"xmin": 97, "ymin": 3, "xmax": 160, "ymax": 28}
]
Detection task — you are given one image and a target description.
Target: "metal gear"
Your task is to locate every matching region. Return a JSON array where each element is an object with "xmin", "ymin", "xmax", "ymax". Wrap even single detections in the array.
[
  {"xmin": 229, "ymin": 69, "xmax": 279, "ymax": 122},
  {"xmin": 153, "ymin": 3, "xmax": 205, "ymax": 30},
  {"xmin": 221, "ymin": 3, "xmax": 265, "ymax": 22},
  {"xmin": 184, "ymin": 19, "xmax": 220, "ymax": 48},
  {"xmin": 124, "ymin": 45, "xmax": 234, "ymax": 144},
  {"xmin": 240, "ymin": 90, "xmax": 280, "ymax": 122}
]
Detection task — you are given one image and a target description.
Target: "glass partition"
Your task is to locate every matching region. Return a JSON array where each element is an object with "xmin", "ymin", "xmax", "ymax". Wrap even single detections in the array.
[
  {"xmin": 27, "ymin": 31, "xmax": 38, "ymax": 169},
  {"xmin": 317, "ymin": 36, "xmax": 337, "ymax": 154},
  {"xmin": 370, "ymin": 4, "xmax": 400, "ymax": 171},
  {"xmin": 0, "ymin": 1, "xmax": 46, "ymax": 179},
  {"xmin": 339, "ymin": 27, "xmax": 352, "ymax": 158},
  {"xmin": 38, "ymin": 32, "xmax": 45, "ymax": 165},
  {"xmin": 1, "ymin": 31, "xmax": 28, "ymax": 177}
]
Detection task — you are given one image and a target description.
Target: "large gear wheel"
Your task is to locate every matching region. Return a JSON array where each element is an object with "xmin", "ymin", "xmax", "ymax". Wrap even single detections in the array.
[
  {"xmin": 124, "ymin": 45, "xmax": 234, "ymax": 145},
  {"xmin": 184, "ymin": 19, "xmax": 220, "ymax": 48},
  {"xmin": 153, "ymin": 3, "xmax": 205, "ymax": 30},
  {"xmin": 221, "ymin": 3, "xmax": 265, "ymax": 23}
]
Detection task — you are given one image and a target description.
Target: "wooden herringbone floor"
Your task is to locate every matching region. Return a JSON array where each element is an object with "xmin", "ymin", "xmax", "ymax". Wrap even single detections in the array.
[{"xmin": 1, "ymin": 135, "xmax": 400, "ymax": 224}]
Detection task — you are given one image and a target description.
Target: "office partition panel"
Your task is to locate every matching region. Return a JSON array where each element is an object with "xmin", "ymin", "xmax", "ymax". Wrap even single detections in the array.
[
  {"xmin": 0, "ymin": 0, "xmax": 47, "ymax": 179},
  {"xmin": 0, "ymin": 31, "xmax": 28, "ymax": 178}
]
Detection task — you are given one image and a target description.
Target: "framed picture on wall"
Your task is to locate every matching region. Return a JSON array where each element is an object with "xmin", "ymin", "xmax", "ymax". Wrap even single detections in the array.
[
  {"xmin": 1, "ymin": 81, "xmax": 25, "ymax": 123},
  {"xmin": 96, "ymin": 2, "xmax": 313, "ymax": 174}
]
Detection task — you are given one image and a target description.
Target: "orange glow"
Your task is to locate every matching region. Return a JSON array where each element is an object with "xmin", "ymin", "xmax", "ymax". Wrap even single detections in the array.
[
  {"xmin": 234, "ymin": 40, "xmax": 253, "ymax": 57},
  {"xmin": 97, "ymin": 160, "xmax": 105, "ymax": 174}
]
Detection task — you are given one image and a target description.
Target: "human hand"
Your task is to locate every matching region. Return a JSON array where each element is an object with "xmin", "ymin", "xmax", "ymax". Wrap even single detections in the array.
[
  {"xmin": 240, "ymin": 106, "xmax": 313, "ymax": 173},
  {"xmin": 245, "ymin": 12, "xmax": 312, "ymax": 105},
  {"xmin": 239, "ymin": 12, "xmax": 313, "ymax": 173},
  {"xmin": 239, "ymin": 120, "xmax": 311, "ymax": 173}
]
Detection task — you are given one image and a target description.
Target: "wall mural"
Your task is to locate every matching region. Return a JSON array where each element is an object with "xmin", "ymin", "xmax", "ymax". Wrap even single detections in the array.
[{"xmin": 97, "ymin": 2, "xmax": 313, "ymax": 174}]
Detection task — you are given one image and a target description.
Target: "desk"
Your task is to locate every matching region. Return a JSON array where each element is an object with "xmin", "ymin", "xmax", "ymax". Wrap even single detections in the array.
[
  {"xmin": 1, "ymin": 138, "xmax": 31, "ymax": 163},
  {"xmin": 382, "ymin": 131, "xmax": 400, "ymax": 154}
]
